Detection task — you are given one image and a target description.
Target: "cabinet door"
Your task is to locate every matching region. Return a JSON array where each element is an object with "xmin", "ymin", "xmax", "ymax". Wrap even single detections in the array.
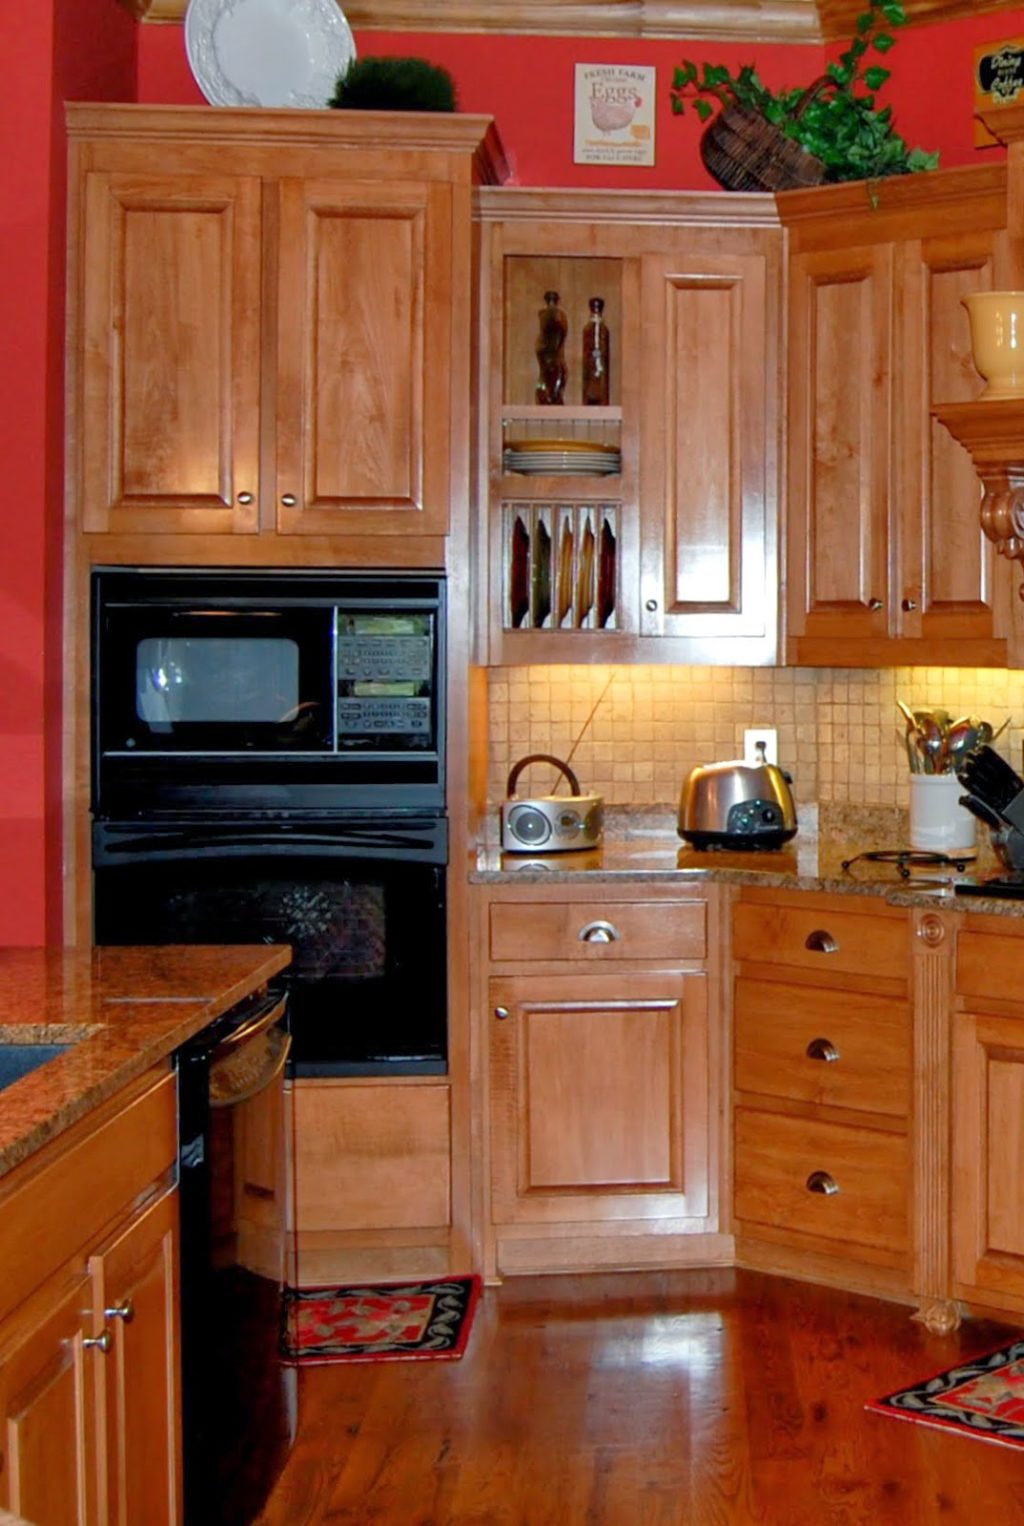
[
  {"xmin": 276, "ymin": 178, "xmax": 453, "ymax": 537},
  {"xmin": 895, "ymin": 230, "xmax": 1012, "ymax": 656},
  {"xmin": 0, "ymin": 1275, "xmax": 100, "ymax": 1524},
  {"xmin": 78, "ymin": 172, "xmax": 262, "ymax": 535},
  {"xmin": 639, "ymin": 253, "xmax": 776, "ymax": 657},
  {"xmin": 489, "ymin": 971, "xmax": 709, "ymax": 1226},
  {"xmin": 88, "ymin": 1189, "xmax": 180, "ymax": 1526},
  {"xmin": 786, "ymin": 243, "xmax": 893, "ymax": 653},
  {"xmin": 952, "ymin": 1009, "xmax": 1024, "ymax": 1307}
]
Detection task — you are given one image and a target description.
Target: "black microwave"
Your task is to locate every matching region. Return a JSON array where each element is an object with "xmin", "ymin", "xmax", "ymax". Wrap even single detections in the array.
[{"xmin": 91, "ymin": 567, "xmax": 446, "ymax": 814}]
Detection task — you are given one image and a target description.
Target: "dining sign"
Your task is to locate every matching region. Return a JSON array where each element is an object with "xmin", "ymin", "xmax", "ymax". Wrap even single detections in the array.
[{"xmin": 974, "ymin": 36, "xmax": 1024, "ymax": 146}]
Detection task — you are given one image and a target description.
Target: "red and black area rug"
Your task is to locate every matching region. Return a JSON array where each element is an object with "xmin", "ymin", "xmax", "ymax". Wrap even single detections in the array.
[
  {"xmin": 868, "ymin": 1338, "xmax": 1024, "ymax": 1450},
  {"xmin": 280, "ymin": 1276, "xmax": 480, "ymax": 1365}
]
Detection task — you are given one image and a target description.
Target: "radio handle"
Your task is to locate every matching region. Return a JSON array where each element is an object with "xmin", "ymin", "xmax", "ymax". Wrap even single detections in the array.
[{"xmin": 506, "ymin": 754, "xmax": 581, "ymax": 799}]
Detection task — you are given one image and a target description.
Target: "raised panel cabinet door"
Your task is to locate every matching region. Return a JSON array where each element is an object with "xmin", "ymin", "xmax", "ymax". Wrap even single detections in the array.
[
  {"xmin": 78, "ymin": 172, "xmax": 262, "ymax": 535},
  {"xmin": 488, "ymin": 971, "xmax": 709, "ymax": 1227},
  {"xmin": 88, "ymin": 1188, "xmax": 181, "ymax": 1526},
  {"xmin": 638, "ymin": 253, "xmax": 776, "ymax": 656},
  {"xmin": 952, "ymin": 1009, "xmax": 1024, "ymax": 1306},
  {"xmin": 786, "ymin": 243, "xmax": 892, "ymax": 650},
  {"xmin": 275, "ymin": 178, "xmax": 453, "ymax": 536},
  {"xmin": 894, "ymin": 230, "xmax": 1012, "ymax": 654},
  {"xmin": 0, "ymin": 1274, "xmax": 100, "ymax": 1524}
]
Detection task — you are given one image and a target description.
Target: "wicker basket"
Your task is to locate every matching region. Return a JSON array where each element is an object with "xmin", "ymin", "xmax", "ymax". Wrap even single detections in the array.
[{"xmin": 700, "ymin": 84, "xmax": 830, "ymax": 194}]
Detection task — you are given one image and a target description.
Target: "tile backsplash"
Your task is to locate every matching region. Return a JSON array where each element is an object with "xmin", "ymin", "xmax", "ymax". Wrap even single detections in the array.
[{"xmin": 486, "ymin": 665, "xmax": 1024, "ymax": 809}]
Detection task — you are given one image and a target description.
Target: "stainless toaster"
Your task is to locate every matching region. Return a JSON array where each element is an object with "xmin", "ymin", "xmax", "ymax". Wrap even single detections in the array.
[{"xmin": 678, "ymin": 759, "xmax": 797, "ymax": 850}]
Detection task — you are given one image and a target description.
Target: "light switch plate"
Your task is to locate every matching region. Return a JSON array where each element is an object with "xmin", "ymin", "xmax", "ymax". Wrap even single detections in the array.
[{"xmin": 744, "ymin": 727, "xmax": 778, "ymax": 766}]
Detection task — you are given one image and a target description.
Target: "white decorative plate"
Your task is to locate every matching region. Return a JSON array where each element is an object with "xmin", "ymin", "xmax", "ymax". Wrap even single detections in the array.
[{"xmin": 185, "ymin": 0, "xmax": 356, "ymax": 109}]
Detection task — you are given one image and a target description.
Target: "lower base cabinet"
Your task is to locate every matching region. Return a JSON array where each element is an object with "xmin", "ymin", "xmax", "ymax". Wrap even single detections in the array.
[{"xmin": 0, "ymin": 1071, "xmax": 180, "ymax": 1525}]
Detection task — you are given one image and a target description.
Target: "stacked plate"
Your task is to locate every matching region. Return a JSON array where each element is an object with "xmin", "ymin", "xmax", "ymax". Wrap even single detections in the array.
[{"xmin": 503, "ymin": 438, "xmax": 621, "ymax": 476}]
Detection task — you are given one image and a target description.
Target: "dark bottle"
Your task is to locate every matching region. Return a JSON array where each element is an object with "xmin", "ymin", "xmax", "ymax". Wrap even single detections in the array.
[
  {"xmin": 582, "ymin": 297, "xmax": 610, "ymax": 406},
  {"xmin": 535, "ymin": 290, "xmax": 567, "ymax": 405}
]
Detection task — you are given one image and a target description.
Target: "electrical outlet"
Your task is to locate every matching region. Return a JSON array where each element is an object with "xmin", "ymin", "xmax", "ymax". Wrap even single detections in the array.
[{"xmin": 744, "ymin": 727, "xmax": 778, "ymax": 766}]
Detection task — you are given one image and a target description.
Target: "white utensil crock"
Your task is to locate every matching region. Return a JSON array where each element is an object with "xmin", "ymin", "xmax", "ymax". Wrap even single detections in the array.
[{"xmin": 909, "ymin": 773, "xmax": 977, "ymax": 854}]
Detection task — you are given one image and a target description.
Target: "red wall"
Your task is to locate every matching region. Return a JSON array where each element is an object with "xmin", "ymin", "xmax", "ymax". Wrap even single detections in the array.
[
  {"xmin": 5, "ymin": 4, "xmax": 1024, "ymax": 943},
  {"xmin": 138, "ymin": 11, "xmax": 1024, "ymax": 187}
]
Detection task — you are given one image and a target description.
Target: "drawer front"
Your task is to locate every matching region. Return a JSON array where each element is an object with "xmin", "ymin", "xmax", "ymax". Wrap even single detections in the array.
[
  {"xmin": 734, "ymin": 978, "xmax": 910, "ymax": 1117},
  {"xmin": 957, "ymin": 928, "xmax": 1024, "ymax": 1004},
  {"xmin": 489, "ymin": 899, "xmax": 706, "ymax": 963},
  {"xmin": 733, "ymin": 898, "xmax": 907, "ymax": 980},
  {"xmin": 734, "ymin": 1107, "xmax": 908, "ymax": 1255}
]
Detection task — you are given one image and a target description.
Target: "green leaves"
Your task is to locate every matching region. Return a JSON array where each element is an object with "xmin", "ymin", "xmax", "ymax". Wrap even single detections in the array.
[{"xmin": 669, "ymin": 0, "xmax": 937, "ymax": 185}]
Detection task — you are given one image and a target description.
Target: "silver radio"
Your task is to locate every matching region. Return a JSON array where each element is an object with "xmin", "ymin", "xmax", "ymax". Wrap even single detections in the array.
[{"xmin": 500, "ymin": 754, "xmax": 604, "ymax": 854}]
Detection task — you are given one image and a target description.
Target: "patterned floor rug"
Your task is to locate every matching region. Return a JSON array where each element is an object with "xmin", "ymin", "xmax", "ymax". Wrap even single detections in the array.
[
  {"xmin": 280, "ymin": 1276, "xmax": 480, "ymax": 1365},
  {"xmin": 867, "ymin": 1337, "xmax": 1024, "ymax": 1449}
]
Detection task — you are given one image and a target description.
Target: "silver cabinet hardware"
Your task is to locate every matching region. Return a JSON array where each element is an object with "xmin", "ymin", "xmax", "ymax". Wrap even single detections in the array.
[
  {"xmin": 494, "ymin": 1006, "xmax": 510, "ymax": 1020},
  {"xmin": 578, "ymin": 920, "xmax": 620, "ymax": 944},
  {"xmin": 237, "ymin": 491, "xmax": 254, "ymax": 505},
  {"xmin": 281, "ymin": 493, "xmax": 297, "ymax": 506},
  {"xmin": 901, "ymin": 597, "xmax": 917, "ymax": 611},
  {"xmin": 806, "ymin": 1171, "xmax": 839, "ymax": 1196},
  {"xmin": 84, "ymin": 1330, "xmax": 112, "ymax": 1353},
  {"xmin": 104, "ymin": 1298, "xmax": 134, "ymax": 1323},
  {"xmin": 805, "ymin": 1037, "xmax": 840, "ymax": 1063},
  {"xmin": 868, "ymin": 598, "xmax": 883, "ymax": 610},
  {"xmin": 805, "ymin": 929, "xmax": 838, "ymax": 954},
  {"xmin": 644, "ymin": 598, "xmax": 658, "ymax": 612}
]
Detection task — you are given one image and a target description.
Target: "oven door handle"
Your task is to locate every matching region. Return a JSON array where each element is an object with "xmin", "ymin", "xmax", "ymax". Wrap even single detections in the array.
[{"xmin": 210, "ymin": 992, "xmax": 288, "ymax": 1063}]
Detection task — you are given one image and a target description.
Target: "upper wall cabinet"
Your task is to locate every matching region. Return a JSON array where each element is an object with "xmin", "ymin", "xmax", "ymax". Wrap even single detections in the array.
[
  {"xmin": 66, "ymin": 105, "xmax": 507, "ymax": 561},
  {"xmin": 474, "ymin": 190, "xmax": 783, "ymax": 665},
  {"xmin": 779, "ymin": 165, "xmax": 1019, "ymax": 667}
]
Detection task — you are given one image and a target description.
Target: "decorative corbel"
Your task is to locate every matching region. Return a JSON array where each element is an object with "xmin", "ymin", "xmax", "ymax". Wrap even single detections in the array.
[{"xmin": 933, "ymin": 400, "xmax": 1024, "ymax": 590}]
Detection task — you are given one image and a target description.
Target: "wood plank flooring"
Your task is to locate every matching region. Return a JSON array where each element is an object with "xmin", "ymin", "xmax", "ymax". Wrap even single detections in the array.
[{"xmin": 258, "ymin": 1269, "xmax": 1024, "ymax": 1524}]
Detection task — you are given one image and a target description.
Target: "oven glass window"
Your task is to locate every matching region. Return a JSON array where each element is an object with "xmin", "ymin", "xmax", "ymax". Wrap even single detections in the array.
[{"xmin": 137, "ymin": 637, "xmax": 301, "ymax": 728}]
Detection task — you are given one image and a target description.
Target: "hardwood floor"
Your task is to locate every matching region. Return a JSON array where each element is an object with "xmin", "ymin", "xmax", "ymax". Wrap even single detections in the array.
[{"xmin": 258, "ymin": 1269, "xmax": 1024, "ymax": 1524}]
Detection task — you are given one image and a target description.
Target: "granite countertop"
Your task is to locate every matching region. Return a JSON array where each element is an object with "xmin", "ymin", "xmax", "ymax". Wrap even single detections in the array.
[
  {"xmin": 0, "ymin": 944, "xmax": 290, "ymax": 1181},
  {"xmin": 472, "ymin": 803, "xmax": 1024, "ymax": 915}
]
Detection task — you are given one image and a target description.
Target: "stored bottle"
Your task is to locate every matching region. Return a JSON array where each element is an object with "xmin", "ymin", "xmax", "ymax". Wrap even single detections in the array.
[
  {"xmin": 535, "ymin": 291, "xmax": 567, "ymax": 405},
  {"xmin": 582, "ymin": 297, "xmax": 610, "ymax": 406}
]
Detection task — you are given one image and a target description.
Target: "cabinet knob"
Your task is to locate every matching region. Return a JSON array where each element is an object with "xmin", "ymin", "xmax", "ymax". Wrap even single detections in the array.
[
  {"xmin": 901, "ymin": 597, "xmax": 917, "ymax": 612},
  {"xmin": 578, "ymin": 920, "xmax": 620, "ymax": 944},
  {"xmin": 644, "ymin": 599, "xmax": 658, "ymax": 613},
  {"xmin": 805, "ymin": 929, "xmax": 838, "ymax": 954},
  {"xmin": 105, "ymin": 1298, "xmax": 135, "ymax": 1324},
  {"xmin": 805, "ymin": 1037, "xmax": 840, "ymax": 1063},
  {"xmin": 84, "ymin": 1329, "xmax": 112, "ymax": 1353},
  {"xmin": 237, "ymin": 491, "xmax": 254, "ymax": 505},
  {"xmin": 868, "ymin": 598, "xmax": 883, "ymax": 611},
  {"xmin": 494, "ymin": 1006, "xmax": 510, "ymax": 1020},
  {"xmin": 281, "ymin": 494, "xmax": 297, "ymax": 507},
  {"xmin": 806, "ymin": 1170, "xmax": 839, "ymax": 1196}
]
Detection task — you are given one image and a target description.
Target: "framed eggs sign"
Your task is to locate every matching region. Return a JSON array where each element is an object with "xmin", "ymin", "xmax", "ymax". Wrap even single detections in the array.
[{"xmin": 574, "ymin": 64, "xmax": 656, "ymax": 166}]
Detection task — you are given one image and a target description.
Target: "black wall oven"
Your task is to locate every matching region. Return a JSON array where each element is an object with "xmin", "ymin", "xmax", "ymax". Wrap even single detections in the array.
[{"xmin": 91, "ymin": 567, "xmax": 450, "ymax": 1078}]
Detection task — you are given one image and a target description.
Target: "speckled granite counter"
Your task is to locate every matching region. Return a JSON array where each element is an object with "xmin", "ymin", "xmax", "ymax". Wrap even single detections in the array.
[
  {"xmin": 0, "ymin": 944, "xmax": 290, "ymax": 1180},
  {"xmin": 472, "ymin": 803, "xmax": 1024, "ymax": 915}
]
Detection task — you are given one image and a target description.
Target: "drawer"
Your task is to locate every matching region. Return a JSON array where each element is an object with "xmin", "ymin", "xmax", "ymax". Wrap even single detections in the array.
[
  {"xmin": 957, "ymin": 926, "xmax": 1024, "ymax": 1004},
  {"xmin": 734, "ymin": 1106, "xmax": 908, "ymax": 1256},
  {"xmin": 733, "ymin": 897, "xmax": 907, "ymax": 981},
  {"xmin": 489, "ymin": 899, "xmax": 706, "ymax": 963},
  {"xmin": 734, "ymin": 977, "xmax": 910, "ymax": 1117}
]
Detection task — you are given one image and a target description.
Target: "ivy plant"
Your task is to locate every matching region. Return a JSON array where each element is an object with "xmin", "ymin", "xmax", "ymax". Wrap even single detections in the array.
[{"xmin": 670, "ymin": 0, "xmax": 939, "ymax": 183}]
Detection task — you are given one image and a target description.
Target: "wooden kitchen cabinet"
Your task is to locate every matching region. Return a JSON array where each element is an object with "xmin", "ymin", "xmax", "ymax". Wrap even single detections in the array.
[
  {"xmin": 474, "ymin": 190, "xmax": 782, "ymax": 664},
  {"xmin": 67, "ymin": 105, "xmax": 506, "ymax": 559},
  {"xmin": 779, "ymin": 164, "xmax": 1016, "ymax": 666},
  {"xmin": 0, "ymin": 1069, "xmax": 180, "ymax": 1524},
  {"xmin": 732, "ymin": 887, "xmax": 913, "ymax": 1295},
  {"xmin": 477, "ymin": 883, "xmax": 728, "ymax": 1278},
  {"xmin": 952, "ymin": 918, "xmax": 1024, "ymax": 1317}
]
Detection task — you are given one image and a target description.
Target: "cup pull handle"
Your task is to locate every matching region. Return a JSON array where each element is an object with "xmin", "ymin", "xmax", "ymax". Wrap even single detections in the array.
[
  {"xmin": 805, "ymin": 1037, "xmax": 840, "ymax": 1063},
  {"xmin": 806, "ymin": 1171, "xmax": 839, "ymax": 1196},
  {"xmin": 805, "ymin": 929, "xmax": 838, "ymax": 954},
  {"xmin": 578, "ymin": 920, "xmax": 620, "ymax": 944}
]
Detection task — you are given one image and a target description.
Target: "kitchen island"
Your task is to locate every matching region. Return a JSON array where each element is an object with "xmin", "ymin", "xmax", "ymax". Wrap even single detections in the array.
[{"xmin": 0, "ymin": 942, "xmax": 290, "ymax": 1526}]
